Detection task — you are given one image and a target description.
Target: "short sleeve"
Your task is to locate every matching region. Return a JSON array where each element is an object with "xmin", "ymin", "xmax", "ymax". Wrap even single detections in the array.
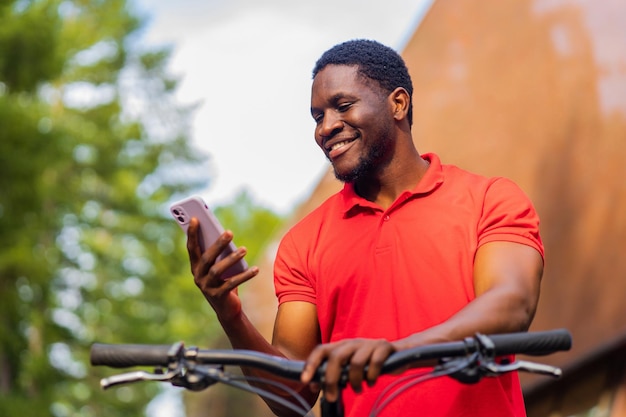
[
  {"xmin": 273, "ymin": 231, "xmax": 317, "ymax": 305},
  {"xmin": 477, "ymin": 177, "xmax": 544, "ymax": 258}
]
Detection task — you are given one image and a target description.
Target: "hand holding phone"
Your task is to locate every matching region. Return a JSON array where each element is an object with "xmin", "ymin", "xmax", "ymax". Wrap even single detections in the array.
[{"xmin": 170, "ymin": 196, "xmax": 248, "ymax": 279}]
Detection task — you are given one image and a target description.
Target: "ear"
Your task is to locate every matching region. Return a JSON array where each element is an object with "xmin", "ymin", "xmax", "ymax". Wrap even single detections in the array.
[{"xmin": 389, "ymin": 87, "xmax": 410, "ymax": 122}]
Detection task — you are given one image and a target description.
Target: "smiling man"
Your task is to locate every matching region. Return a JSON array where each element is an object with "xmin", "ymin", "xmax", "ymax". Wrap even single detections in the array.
[{"xmin": 186, "ymin": 39, "xmax": 544, "ymax": 416}]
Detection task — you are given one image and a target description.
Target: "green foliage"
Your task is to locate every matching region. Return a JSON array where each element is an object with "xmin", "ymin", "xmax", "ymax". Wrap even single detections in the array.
[
  {"xmin": 214, "ymin": 190, "xmax": 285, "ymax": 266},
  {"xmin": 0, "ymin": 0, "xmax": 64, "ymax": 92},
  {"xmin": 0, "ymin": 1, "xmax": 286, "ymax": 416}
]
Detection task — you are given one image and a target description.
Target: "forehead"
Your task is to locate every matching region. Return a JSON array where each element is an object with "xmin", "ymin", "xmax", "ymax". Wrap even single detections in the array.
[{"xmin": 311, "ymin": 64, "xmax": 377, "ymax": 98}]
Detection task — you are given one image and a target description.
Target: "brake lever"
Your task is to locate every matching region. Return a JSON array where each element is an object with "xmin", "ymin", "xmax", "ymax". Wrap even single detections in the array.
[
  {"xmin": 481, "ymin": 360, "xmax": 562, "ymax": 378},
  {"xmin": 100, "ymin": 369, "xmax": 180, "ymax": 390},
  {"xmin": 173, "ymin": 364, "xmax": 224, "ymax": 391}
]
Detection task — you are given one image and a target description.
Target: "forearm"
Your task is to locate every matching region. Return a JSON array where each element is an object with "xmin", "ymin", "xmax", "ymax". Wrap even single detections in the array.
[
  {"xmin": 187, "ymin": 225, "xmax": 318, "ymax": 415},
  {"xmin": 218, "ymin": 309, "xmax": 319, "ymax": 416},
  {"xmin": 395, "ymin": 285, "xmax": 538, "ymax": 350},
  {"xmin": 395, "ymin": 242, "xmax": 544, "ymax": 349}
]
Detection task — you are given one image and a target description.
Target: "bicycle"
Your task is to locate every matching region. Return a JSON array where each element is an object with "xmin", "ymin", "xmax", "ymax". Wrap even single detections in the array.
[{"xmin": 90, "ymin": 328, "xmax": 572, "ymax": 417}]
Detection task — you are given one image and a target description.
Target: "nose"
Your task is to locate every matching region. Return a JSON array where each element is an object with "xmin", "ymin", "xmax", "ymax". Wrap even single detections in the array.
[{"xmin": 316, "ymin": 111, "xmax": 343, "ymax": 143}]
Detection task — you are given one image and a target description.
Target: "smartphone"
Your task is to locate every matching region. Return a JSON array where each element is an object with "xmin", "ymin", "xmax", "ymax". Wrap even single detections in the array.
[{"xmin": 169, "ymin": 196, "xmax": 248, "ymax": 279}]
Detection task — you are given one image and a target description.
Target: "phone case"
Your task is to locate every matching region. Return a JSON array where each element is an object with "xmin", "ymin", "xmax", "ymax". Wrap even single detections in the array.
[{"xmin": 169, "ymin": 196, "xmax": 248, "ymax": 279}]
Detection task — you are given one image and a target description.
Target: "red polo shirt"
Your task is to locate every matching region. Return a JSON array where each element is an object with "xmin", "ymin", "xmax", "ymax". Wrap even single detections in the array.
[{"xmin": 274, "ymin": 153, "xmax": 543, "ymax": 416}]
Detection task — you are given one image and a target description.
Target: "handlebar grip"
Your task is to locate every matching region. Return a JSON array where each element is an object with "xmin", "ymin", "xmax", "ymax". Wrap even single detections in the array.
[
  {"xmin": 90, "ymin": 343, "xmax": 176, "ymax": 368},
  {"xmin": 489, "ymin": 328, "xmax": 572, "ymax": 356}
]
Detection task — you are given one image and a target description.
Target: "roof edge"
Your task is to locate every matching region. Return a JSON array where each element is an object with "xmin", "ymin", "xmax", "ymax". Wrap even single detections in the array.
[{"xmin": 396, "ymin": 0, "xmax": 437, "ymax": 52}]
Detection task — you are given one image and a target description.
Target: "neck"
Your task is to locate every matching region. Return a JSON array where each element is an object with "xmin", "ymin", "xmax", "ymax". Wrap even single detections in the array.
[{"xmin": 354, "ymin": 151, "xmax": 430, "ymax": 210}]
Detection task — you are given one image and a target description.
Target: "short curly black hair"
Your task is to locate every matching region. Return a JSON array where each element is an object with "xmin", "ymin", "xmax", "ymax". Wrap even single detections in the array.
[{"xmin": 312, "ymin": 39, "xmax": 413, "ymax": 126}]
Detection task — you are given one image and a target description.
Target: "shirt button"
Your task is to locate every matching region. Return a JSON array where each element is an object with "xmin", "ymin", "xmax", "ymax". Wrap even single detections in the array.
[{"xmin": 383, "ymin": 215, "xmax": 390, "ymax": 221}]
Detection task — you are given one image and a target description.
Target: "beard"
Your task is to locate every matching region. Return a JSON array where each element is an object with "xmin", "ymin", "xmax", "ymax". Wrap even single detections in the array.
[
  {"xmin": 333, "ymin": 153, "xmax": 377, "ymax": 183},
  {"xmin": 332, "ymin": 130, "xmax": 394, "ymax": 183}
]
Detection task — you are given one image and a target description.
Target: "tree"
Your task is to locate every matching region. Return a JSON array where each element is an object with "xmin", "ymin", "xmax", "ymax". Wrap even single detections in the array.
[{"xmin": 0, "ymin": 1, "xmax": 241, "ymax": 416}]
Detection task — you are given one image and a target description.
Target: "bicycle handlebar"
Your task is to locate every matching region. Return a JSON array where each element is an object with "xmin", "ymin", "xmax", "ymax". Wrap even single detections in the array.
[
  {"xmin": 90, "ymin": 328, "xmax": 572, "ymax": 381},
  {"xmin": 379, "ymin": 328, "xmax": 571, "ymax": 374},
  {"xmin": 485, "ymin": 328, "xmax": 572, "ymax": 355},
  {"xmin": 90, "ymin": 342, "xmax": 181, "ymax": 369}
]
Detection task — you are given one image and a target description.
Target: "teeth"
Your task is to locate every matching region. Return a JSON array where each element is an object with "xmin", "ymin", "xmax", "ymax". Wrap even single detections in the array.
[{"xmin": 331, "ymin": 141, "xmax": 350, "ymax": 151}]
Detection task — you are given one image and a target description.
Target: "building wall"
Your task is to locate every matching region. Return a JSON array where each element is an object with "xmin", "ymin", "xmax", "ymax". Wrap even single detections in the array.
[
  {"xmin": 401, "ymin": 0, "xmax": 626, "ymax": 414},
  {"xmin": 402, "ymin": 0, "xmax": 626, "ymax": 369}
]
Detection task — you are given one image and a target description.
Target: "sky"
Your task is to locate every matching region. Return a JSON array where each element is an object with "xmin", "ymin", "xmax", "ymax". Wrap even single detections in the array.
[{"xmin": 132, "ymin": 0, "xmax": 433, "ymax": 216}]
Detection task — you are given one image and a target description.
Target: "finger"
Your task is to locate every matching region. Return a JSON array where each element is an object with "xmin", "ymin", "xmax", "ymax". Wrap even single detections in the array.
[
  {"xmin": 220, "ymin": 262, "xmax": 259, "ymax": 290},
  {"xmin": 321, "ymin": 345, "xmax": 354, "ymax": 403},
  {"xmin": 365, "ymin": 343, "xmax": 394, "ymax": 386},
  {"xmin": 347, "ymin": 344, "xmax": 373, "ymax": 393},
  {"xmin": 197, "ymin": 231, "xmax": 236, "ymax": 277},
  {"xmin": 206, "ymin": 246, "xmax": 256, "ymax": 283},
  {"xmin": 186, "ymin": 218, "xmax": 203, "ymax": 267},
  {"xmin": 301, "ymin": 344, "xmax": 329, "ymax": 384}
]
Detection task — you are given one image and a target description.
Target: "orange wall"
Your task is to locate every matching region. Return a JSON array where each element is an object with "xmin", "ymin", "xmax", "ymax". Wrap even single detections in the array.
[{"xmin": 402, "ymin": 0, "xmax": 626, "ymax": 373}]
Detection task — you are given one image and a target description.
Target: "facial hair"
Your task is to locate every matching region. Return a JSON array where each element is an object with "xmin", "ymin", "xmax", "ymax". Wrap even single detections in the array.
[{"xmin": 332, "ymin": 130, "xmax": 394, "ymax": 183}]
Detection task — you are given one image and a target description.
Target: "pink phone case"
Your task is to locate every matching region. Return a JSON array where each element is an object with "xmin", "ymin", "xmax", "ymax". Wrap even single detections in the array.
[{"xmin": 170, "ymin": 196, "xmax": 248, "ymax": 279}]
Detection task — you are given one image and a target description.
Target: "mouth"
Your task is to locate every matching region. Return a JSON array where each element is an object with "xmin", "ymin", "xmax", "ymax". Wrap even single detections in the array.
[
  {"xmin": 324, "ymin": 136, "xmax": 358, "ymax": 160},
  {"xmin": 325, "ymin": 135, "xmax": 358, "ymax": 152},
  {"xmin": 328, "ymin": 139, "xmax": 353, "ymax": 152}
]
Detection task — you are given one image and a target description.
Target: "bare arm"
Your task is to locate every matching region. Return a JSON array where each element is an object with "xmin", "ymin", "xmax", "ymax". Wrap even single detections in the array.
[
  {"xmin": 217, "ymin": 301, "xmax": 321, "ymax": 416},
  {"xmin": 186, "ymin": 218, "xmax": 321, "ymax": 416},
  {"xmin": 270, "ymin": 302, "xmax": 322, "ymax": 411}
]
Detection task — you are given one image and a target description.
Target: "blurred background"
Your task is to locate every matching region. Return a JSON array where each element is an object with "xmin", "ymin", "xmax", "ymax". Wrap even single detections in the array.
[{"xmin": 1, "ymin": 1, "xmax": 625, "ymax": 417}]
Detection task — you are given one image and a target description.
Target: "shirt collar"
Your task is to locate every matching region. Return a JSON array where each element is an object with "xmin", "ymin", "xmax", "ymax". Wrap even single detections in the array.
[{"xmin": 339, "ymin": 153, "xmax": 445, "ymax": 214}]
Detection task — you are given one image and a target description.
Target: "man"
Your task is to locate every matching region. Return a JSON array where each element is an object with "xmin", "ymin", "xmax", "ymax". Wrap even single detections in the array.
[{"xmin": 187, "ymin": 39, "xmax": 543, "ymax": 416}]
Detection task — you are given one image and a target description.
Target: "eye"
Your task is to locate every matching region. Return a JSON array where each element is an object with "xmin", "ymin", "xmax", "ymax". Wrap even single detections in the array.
[
  {"xmin": 337, "ymin": 102, "xmax": 352, "ymax": 112},
  {"xmin": 312, "ymin": 112, "xmax": 324, "ymax": 124}
]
